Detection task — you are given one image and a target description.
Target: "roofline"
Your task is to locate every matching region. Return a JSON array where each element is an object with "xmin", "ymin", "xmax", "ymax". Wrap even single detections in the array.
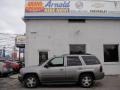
[
  {"xmin": 55, "ymin": 53, "xmax": 94, "ymax": 57},
  {"xmin": 24, "ymin": 16, "xmax": 120, "ymax": 20}
]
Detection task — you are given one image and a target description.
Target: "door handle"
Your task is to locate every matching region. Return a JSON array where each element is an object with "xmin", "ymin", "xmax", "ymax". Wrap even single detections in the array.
[
  {"xmin": 78, "ymin": 68, "xmax": 83, "ymax": 70},
  {"xmin": 60, "ymin": 69, "xmax": 64, "ymax": 71}
]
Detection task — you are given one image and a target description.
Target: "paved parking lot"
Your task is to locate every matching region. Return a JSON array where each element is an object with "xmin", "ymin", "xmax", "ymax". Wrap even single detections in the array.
[{"xmin": 0, "ymin": 75, "xmax": 120, "ymax": 90}]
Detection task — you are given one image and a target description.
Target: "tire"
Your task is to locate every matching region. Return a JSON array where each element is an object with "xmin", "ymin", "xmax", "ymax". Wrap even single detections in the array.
[
  {"xmin": 2, "ymin": 73, "xmax": 8, "ymax": 77},
  {"xmin": 79, "ymin": 74, "xmax": 94, "ymax": 88},
  {"xmin": 0, "ymin": 72, "xmax": 1, "ymax": 77},
  {"xmin": 23, "ymin": 74, "xmax": 39, "ymax": 88}
]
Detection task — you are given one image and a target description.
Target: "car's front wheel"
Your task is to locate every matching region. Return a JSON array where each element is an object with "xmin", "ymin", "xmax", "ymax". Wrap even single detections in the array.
[
  {"xmin": 79, "ymin": 74, "xmax": 94, "ymax": 88},
  {"xmin": 23, "ymin": 74, "xmax": 39, "ymax": 88}
]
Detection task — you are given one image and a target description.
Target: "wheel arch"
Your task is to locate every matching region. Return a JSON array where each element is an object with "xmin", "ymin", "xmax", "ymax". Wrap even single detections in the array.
[
  {"xmin": 79, "ymin": 72, "xmax": 95, "ymax": 80},
  {"xmin": 23, "ymin": 72, "xmax": 40, "ymax": 81}
]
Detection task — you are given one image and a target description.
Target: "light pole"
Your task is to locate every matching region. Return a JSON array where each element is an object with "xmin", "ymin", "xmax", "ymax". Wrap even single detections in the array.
[{"xmin": 3, "ymin": 46, "xmax": 5, "ymax": 57}]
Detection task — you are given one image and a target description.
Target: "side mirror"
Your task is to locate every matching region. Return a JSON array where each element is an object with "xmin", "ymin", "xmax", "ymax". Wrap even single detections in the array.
[{"xmin": 44, "ymin": 64, "xmax": 49, "ymax": 68}]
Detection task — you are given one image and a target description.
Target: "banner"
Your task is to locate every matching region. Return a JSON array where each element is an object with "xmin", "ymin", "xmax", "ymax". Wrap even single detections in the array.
[{"xmin": 25, "ymin": 0, "xmax": 120, "ymax": 18}]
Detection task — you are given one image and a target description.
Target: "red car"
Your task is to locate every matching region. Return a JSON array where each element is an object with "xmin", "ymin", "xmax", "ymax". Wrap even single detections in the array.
[
  {"xmin": 0, "ymin": 61, "xmax": 13, "ymax": 76},
  {"xmin": 5, "ymin": 61, "xmax": 22, "ymax": 72}
]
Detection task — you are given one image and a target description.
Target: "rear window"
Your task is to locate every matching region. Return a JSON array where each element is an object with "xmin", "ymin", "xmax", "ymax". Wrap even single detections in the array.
[{"xmin": 82, "ymin": 56, "xmax": 100, "ymax": 65}]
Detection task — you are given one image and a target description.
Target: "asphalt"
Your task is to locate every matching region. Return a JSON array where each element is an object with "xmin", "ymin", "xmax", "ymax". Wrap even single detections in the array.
[{"xmin": 0, "ymin": 75, "xmax": 120, "ymax": 90}]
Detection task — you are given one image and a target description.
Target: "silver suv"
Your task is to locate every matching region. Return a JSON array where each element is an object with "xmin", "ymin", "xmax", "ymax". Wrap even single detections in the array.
[{"xmin": 18, "ymin": 54, "xmax": 104, "ymax": 88}]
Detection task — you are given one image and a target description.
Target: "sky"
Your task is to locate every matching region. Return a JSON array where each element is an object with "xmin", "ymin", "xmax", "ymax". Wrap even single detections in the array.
[
  {"xmin": 0, "ymin": 0, "xmax": 25, "ymax": 34},
  {"xmin": 0, "ymin": 0, "xmax": 119, "ymax": 35},
  {"xmin": 0, "ymin": 0, "xmax": 25, "ymax": 56}
]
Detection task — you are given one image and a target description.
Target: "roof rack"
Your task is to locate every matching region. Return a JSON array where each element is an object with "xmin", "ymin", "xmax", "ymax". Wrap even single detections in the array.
[
  {"xmin": 53, "ymin": 53, "xmax": 93, "ymax": 57},
  {"xmin": 62, "ymin": 53, "xmax": 92, "ymax": 56}
]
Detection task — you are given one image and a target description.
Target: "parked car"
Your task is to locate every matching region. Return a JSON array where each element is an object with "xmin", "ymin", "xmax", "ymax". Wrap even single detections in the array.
[
  {"xmin": 0, "ymin": 61, "xmax": 13, "ymax": 76},
  {"xmin": 5, "ymin": 61, "xmax": 22, "ymax": 72},
  {"xmin": 16, "ymin": 61, "xmax": 25, "ymax": 68},
  {"xmin": 18, "ymin": 54, "xmax": 104, "ymax": 88}
]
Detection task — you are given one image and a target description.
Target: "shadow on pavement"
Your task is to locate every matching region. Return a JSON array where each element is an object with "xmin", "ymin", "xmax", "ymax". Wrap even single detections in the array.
[{"xmin": 35, "ymin": 81, "xmax": 104, "ymax": 88}]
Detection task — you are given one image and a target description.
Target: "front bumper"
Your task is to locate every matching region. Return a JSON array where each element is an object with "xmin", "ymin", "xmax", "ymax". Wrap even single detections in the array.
[
  {"xmin": 1, "ymin": 68, "xmax": 13, "ymax": 75},
  {"xmin": 18, "ymin": 74, "xmax": 23, "ymax": 83}
]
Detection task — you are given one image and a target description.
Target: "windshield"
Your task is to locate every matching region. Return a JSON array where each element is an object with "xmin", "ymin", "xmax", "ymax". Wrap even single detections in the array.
[
  {"xmin": 82, "ymin": 56, "xmax": 100, "ymax": 65},
  {"xmin": 39, "ymin": 57, "xmax": 55, "ymax": 66}
]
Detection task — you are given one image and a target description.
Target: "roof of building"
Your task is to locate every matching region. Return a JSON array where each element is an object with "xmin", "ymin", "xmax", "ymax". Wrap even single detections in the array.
[{"xmin": 24, "ymin": 16, "xmax": 120, "ymax": 20}]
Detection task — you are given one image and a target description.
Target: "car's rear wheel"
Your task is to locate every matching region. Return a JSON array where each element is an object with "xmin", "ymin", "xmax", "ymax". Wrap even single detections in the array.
[
  {"xmin": 23, "ymin": 74, "xmax": 39, "ymax": 88},
  {"xmin": 0, "ymin": 72, "xmax": 1, "ymax": 77},
  {"xmin": 79, "ymin": 74, "xmax": 94, "ymax": 88}
]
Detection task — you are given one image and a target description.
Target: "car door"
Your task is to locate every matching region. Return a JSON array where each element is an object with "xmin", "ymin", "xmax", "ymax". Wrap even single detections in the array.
[
  {"xmin": 65, "ymin": 56, "xmax": 83, "ymax": 82},
  {"xmin": 40, "ymin": 57, "xmax": 66, "ymax": 83}
]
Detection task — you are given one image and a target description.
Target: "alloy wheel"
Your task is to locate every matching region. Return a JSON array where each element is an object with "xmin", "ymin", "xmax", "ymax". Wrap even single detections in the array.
[
  {"xmin": 80, "ymin": 74, "xmax": 93, "ymax": 88},
  {"xmin": 24, "ymin": 75, "xmax": 39, "ymax": 88}
]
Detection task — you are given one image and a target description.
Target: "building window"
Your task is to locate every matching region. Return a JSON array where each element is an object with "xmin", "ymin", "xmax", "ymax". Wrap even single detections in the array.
[
  {"xmin": 39, "ymin": 51, "xmax": 48, "ymax": 65},
  {"xmin": 70, "ymin": 44, "xmax": 86, "ymax": 54},
  {"xmin": 68, "ymin": 19, "xmax": 86, "ymax": 23},
  {"xmin": 104, "ymin": 44, "xmax": 119, "ymax": 62}
]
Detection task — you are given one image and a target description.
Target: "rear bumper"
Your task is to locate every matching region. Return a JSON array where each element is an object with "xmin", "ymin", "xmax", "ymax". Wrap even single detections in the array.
[
  {"xmin": 1, "ymin": 68, "xmax": 13, "ymax": 75},
  {"xmin": 95, "ymin": 72, "xmax": 104, "ymax": 80}
]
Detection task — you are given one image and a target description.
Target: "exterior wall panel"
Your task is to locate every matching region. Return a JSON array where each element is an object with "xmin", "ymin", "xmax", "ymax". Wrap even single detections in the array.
[{"xmin": 25, "ymin": 19, "xmax": 120, "ymax": 75}]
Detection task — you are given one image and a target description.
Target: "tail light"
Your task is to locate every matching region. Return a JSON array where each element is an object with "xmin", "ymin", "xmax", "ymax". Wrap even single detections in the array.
[{"xmin": 100, "ymin": 65, "xmax": 103, "ymax": 72}]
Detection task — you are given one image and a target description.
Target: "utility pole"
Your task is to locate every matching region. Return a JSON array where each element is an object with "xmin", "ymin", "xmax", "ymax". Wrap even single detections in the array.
[
  {"xmin": 3, "ymin": 46, "xmax": 5, "ymax": 57},
  {"xmin": 12, "ymin": 46, "xmax": 17, "ymax": 61},
  {"xmin": 19, "ymin": 48, "xmax": 21, "ymax": 61}
]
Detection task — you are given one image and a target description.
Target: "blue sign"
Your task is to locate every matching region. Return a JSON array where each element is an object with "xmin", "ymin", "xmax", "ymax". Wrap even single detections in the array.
[{"xmin": 45, "ymin": 0, "xmax": 70, "ymax": 8}]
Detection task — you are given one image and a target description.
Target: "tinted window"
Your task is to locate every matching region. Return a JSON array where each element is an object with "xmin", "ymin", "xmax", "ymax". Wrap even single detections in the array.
[
  {"xmin": 82, "ymin": 56, "xmax": 100, "ymax": 65},
  {"xmin": 67, "ymin": 56, "xmax": 82, "ymax": 66},
  {"xmin": 68, "ymin": 19, "xmax": 86, "ymax": 23},
  {"xmin": 70, "ymin": 44, "xmax": 86, "ymax": 55},
  {"xmin": 39, "ymin": 52, "xmax": 48, "ymax": 65},
  {"xmin": 48, "ymin": 57, "xmax": 64, "ymax": 67}
]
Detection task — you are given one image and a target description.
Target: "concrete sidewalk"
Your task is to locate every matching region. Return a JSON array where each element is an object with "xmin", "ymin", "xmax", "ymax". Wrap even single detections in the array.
[{"xmin": 9, "ymin": 74, "xmax": 18, "ymax": 79}]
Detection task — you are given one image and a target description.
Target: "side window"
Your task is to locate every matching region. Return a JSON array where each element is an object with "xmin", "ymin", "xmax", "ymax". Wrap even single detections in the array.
[
  {"xmin": 48, "ymin": 57, "xmax": 64, "ymax": 67},
  {"xmin": 67, "ymin": 56, "xmax": 82, "ymax": 66},
  {"xmin": 82, "ymin": 56, "xmax": 100, "ymax": 65}
]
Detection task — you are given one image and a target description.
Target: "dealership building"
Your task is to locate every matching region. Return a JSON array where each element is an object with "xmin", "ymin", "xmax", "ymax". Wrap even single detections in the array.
[{"xmin": 24, "ymin": 0, "xmax": 120, "ymax": 75}]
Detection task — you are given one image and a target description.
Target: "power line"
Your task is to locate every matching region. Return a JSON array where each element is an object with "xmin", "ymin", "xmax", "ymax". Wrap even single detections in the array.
[
  {"xmin": 0, "ymin": 33, "xmax": 23, "ymax": 36},
  {"xmin": 0, "ymin": 37, "xmax": 15, "ymax": 40},
  {"xmin": 0, "ymin": 33, "xmax": 22, "ymax": 55}
]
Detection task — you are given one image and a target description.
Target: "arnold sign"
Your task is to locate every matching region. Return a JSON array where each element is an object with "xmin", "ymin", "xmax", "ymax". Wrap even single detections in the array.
[{"xmin": 25, "ymin": 0, "xmax": 120, "ymax": 18}]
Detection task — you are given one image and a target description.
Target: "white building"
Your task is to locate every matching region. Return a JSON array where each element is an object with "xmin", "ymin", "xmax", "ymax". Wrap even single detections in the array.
[{"xmin": 24, "ymin": 0, "xmax": 120, "ymax": 75}]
